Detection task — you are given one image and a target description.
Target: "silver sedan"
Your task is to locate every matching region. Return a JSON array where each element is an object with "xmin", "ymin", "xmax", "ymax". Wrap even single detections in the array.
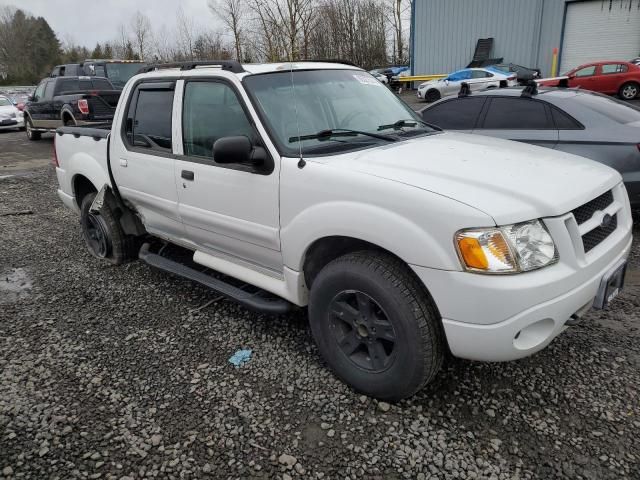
[
  {"xmin": 420, "ymin": 87, "xmax": 640, "ymax": 207},
  {"xmin": 417, "ymin": 68, "xmax": 516, "ymax": 102}
]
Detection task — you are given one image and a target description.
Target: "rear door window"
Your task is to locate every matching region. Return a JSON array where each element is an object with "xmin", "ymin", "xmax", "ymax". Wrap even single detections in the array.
[
  {"xmin": 56, "ymin": 79, "xmax": 80, "ymax": 94},
  {"xmin": 421, "ymin": 97, "xmax": 486, "ymax": 130},
  {"xmin": 126, "ymin": 85, "xmax": 175, "ymax": 151},
  {"xmin": 471, "ymin": 70, "xmax": 492, "ymax": 78},
  {"xmin": 601, "ymin": 64, "xmax": 627, "ymax": 74},
  {"xmin": 481, "ymin": 97, "xmax": 553, "ymax": 129}
]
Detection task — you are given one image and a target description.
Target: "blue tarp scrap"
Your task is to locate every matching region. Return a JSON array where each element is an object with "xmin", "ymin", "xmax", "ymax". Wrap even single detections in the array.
[{"xmin": 228, "ymin": 349, "xmax": 252, "ymax": 367}]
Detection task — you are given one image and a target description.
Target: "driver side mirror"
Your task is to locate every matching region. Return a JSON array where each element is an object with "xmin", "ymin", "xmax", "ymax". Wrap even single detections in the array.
[
  {"xmin": 27, "ymin": 95, "xmax": 34, "ymax": 102},
  {"xmin": 213, "ymin": 136, "xmax": 271, "ymax": 172}
]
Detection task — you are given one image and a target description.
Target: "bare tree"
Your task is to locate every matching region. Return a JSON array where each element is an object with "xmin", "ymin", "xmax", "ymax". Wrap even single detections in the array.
[
  {"xmin": 176, "ymin": 6, "xmax": 196, "ymax": 60},
  {"xmin": 387, "ymin": 0, "xmax": 409, "ymax": 64},
  {"xmin": 130, "ymin": 11, "xmax": 151, "ymax": 60},
  {"xmin": 209, "ymin": 0, "xmax": 245, "ymax": 61},
  {"xmin": 114, "ymin": 23, "xmax": 129, "ymax": 58}
]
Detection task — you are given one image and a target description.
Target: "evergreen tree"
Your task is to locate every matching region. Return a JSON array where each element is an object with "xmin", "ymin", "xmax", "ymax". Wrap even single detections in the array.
[
  {"xmin": 0, "ymin": 8, "xmax": 61, "ymax": 84},
  {"xmin": 91, "ymin": 42, "xmax": 103, "ymax": 59},
  {"xmin": 103, "ymin": 43, "xmax": 114, "ymax": 59}
]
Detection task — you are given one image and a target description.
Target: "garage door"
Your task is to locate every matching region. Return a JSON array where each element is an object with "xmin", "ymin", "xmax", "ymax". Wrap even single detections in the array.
[{"xmin": 560, "ymin": 0, "xmax": 640, "ymax": 73}]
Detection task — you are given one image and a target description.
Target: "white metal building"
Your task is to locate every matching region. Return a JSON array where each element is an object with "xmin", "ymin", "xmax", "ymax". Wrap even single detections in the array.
[{"xmin": 411, "ymin": 0, "xmax": 640, "ymax": 76}]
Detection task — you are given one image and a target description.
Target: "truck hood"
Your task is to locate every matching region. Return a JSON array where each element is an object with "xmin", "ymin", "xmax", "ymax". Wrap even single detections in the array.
[{"xmin": 315, "ymin": 132, "xmax": 621, "ymax": 225}]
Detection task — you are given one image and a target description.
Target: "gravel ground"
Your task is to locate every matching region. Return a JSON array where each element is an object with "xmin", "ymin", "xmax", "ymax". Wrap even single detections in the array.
[{"xmin": 1, "ymin": 131, "xmax": 639, "ymax": 480}]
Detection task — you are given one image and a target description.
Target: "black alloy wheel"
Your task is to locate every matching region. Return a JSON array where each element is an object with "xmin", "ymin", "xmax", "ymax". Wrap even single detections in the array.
[{"xmin": 329, "ymin": 290, "xmax": 397, "ymax": 372}]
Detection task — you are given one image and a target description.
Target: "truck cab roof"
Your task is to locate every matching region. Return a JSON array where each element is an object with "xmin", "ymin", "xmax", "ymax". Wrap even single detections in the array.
[{"xmin": 133, "ymin": 60, "xmax": 361, "ymax": 82}]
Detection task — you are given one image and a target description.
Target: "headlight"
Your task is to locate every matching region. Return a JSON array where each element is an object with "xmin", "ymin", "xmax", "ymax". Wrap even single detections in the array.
[{"xmin": 455, "ymin": 220, "xmax": 558, "ymax": 274}]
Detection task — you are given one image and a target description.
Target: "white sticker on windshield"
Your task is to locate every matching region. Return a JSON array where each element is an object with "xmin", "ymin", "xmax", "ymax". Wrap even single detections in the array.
[{"xmin": 353, "ymin": 74, "xmax": 383, "ymax": 86}]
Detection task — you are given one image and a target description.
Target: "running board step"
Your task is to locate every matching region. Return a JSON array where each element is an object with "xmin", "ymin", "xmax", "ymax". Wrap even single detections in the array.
[{"xmin": 139, "ymin": 243, "xmax": 293, "ymax": 315}]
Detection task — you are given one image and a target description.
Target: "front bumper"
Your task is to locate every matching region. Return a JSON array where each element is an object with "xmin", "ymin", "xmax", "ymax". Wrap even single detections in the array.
[
  {"xmin": 411, "ymin": 184, "xmax": 633, "ymax": 361},
  {"xmin": 0, "ymin": 117, "xmax": 23, "ymax": 129}
]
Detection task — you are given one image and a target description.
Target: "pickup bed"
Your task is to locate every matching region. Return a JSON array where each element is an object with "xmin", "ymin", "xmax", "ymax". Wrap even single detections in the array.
[
  {"xmin": 24, "ymin": 76, "xmax": 120, "ymax": 140},
  {"xmin": 54, "ymin": 61, "xmax": 633, "ymax": 400}
]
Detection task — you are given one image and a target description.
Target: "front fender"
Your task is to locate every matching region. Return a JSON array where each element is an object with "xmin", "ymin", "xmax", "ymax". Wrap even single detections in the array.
[{"xmin": 281, "ymin": 201, "xmax": 458, "ymax": 271}]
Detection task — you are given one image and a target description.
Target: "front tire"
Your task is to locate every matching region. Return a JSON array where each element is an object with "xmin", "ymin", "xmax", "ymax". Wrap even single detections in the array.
[
  {"xmin": 309, "ymin": 251, "xmax": 445, "ymax": 401},
  {"xmin": 619, "ymin": 82, "xmax": 639, "ymax": 100},
  {"xmin": 425, "ymin": 89, "xmax": 441, "ymax": 103},
  {"xmin": 80, "ymin": 192, "xmax": 138, "ymax": 265},
  {"xmin": 25, "ymin": 117, "xmax": 41, "ymax": 141}
]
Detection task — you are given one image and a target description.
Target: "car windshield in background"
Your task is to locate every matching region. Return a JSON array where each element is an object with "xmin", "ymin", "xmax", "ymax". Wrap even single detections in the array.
[
  {"xmin": 243, "ymin": 69, "xmax": 433, "ymax": 156},
  {"xmin": 0, "ymin": 97, "xmax": 13, "ymax": 106},
  {"xmin": 579, "ymin": 92, "xmax": 640, "ymax": 124},
  {"xmin": 105, "ymin": 63, "xmax": 146, "ymax": 88}
]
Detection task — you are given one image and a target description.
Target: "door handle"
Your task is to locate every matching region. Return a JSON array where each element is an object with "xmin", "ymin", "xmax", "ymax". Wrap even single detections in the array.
[
  {"xmin": 119, "ymin": 158, "xmax": 127, "ymax": 167},
  {"xmin": 181, "ymin": 170, "xmax": 194, "ymax": 181}
]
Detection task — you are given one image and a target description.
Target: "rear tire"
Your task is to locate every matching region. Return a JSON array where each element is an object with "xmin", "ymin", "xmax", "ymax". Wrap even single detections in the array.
[
  {"xmin": 80, "ymin": 192, "xmax": 139, "ymax": 265},
  {"xmin": 25, "ymin": 117, "xmax": 41, "ymax": 141},
  {"xmin": 309, "ymin": 251, "xmax": 445, "ymax": 401},
  {"xmin": 63, "ymin": 114, "xmax": 76, "ymax": 126},
  {"xmin": 619, "ymin": 82, "xmax": 639, "ymax": 100},
  {"xmin": 425, "ymin": 89, "xmax": 441, "ymax": 103}
]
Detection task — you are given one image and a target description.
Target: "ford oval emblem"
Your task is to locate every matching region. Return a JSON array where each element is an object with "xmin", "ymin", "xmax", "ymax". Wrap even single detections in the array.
[{"xmin": 601, "ymin": 213, "xmax": 613, "ymax": 228}]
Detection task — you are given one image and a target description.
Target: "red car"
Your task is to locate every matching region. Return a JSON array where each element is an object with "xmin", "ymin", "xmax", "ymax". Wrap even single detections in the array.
[{"xmin": 539, "ymin": 61, "xmax": 640, "ymax": 100}]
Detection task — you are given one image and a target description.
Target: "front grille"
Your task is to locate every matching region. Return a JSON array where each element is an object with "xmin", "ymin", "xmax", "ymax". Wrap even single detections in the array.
[
  {"xmin": 572, "ymin": 190, "xmax": 613, "ymax": 225},
  {"xmin": 582, "ymin": 214, "xmax": 617, "ymax": 253},
  {"xmin": 571, "ymin": 190, "xmax": 618, "ymax": 253}
]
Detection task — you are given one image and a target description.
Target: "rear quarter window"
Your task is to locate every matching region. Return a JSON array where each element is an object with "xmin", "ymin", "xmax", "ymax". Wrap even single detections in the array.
[{"xmin": 550, "ymin": 106, "xmax": 583, "ymax": 129}]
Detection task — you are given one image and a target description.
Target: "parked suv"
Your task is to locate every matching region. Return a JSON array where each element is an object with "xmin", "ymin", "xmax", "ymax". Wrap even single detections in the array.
[
  {"xmin": 24, "ymin": 76, "xmax": 120, "ymax": 140},
  {"xmin": 53, "ymin": 61, "xmax": 633, "ymax": 400}
]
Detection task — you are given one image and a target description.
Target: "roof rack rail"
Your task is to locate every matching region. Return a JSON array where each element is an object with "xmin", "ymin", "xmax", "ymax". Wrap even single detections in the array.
[
  {"xmin": 301, "ymin": 58, "xmax": 359, "ymax": 67},
  {"xmin": 521, "ymin": 80, "xmax": 538, "ymax": 98},
  {"xmin": 138, "ymin": 60, "xmax": 245, "ymax": 74},
  {"xmin": 458, "ymin": 82, "xmax": 472, "ymax": 97}
]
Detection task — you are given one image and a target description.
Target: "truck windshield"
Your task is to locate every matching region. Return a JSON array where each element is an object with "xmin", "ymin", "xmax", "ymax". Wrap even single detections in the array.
[
  {"xmin": 104, "ymin": 63, "xmax": 146, "ymax": 89},
  {"xmin": 243, "ymin": 69, "xmax": 435, "ymax": 156}
]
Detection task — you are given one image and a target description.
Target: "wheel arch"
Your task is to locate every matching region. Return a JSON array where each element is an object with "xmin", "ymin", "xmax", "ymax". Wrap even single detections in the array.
[
  {"xmin": 60, "ymin": 107, "xmax": 76, "ymax": 125},
  {"xmin": 302, "ymin": 235, "xmax": 405, "ymax": 289},
  {"xmin": 72, "ymin": 174, "xmax": 98, "ymax": 208}
]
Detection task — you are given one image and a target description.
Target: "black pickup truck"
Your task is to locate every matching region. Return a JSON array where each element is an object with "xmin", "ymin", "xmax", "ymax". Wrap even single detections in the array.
[{"xmin": 23, "ymin": 76, "xmax": 120, "ymax": 141}]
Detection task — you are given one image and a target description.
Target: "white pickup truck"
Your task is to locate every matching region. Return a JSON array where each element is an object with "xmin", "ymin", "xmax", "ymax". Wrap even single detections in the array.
[{"xmin": 54, "ymin": 61, "xmax": 633, "ymax": 400}]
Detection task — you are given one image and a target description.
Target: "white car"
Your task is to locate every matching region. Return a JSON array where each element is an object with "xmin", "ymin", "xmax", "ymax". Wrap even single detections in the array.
[
  {"xmin": 369, "ymin": 70, "xmax": 388, "ymax": 84},
  {"xmin": 0, "ymin": 95, "xmax": 24, "ymax": 131},
  {"xmin": 417, "ymin": 67, "xmax": 517, "ymax": 102},
  {"xmin": 53, "ymin": 61, "xmax": 632, "ymax": 401}
]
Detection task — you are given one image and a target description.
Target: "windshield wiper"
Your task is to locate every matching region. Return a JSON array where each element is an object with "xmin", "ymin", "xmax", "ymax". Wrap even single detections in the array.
[
  {"xmin": 377, "ymin": 118, "xmax": 442, "ymax": 132},
  {"xmin": 289, "ymin": 128, "xmax": 398, "ymax": 143}
]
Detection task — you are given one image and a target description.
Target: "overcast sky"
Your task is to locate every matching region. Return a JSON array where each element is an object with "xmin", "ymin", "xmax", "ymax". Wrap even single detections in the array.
[{"xmin": 0, "ymin": 0, "xmax": 222, "ymax": 47}]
